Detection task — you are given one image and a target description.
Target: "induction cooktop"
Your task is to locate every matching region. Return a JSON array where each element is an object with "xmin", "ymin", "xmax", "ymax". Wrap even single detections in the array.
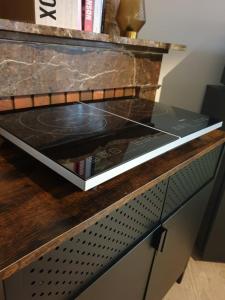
[
  {"xmin": 85, "ymin": 98, "xmax": 220, "ymax": 138},
  {"xmin": 0, "ymin": 99, "xmax": 222, "ymax": 191}
]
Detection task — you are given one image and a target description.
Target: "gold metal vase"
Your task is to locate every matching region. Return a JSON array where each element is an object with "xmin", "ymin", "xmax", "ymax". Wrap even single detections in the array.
[{"xmin": 116, "ymin": 0, "xmax": 146, "ymax": 39}]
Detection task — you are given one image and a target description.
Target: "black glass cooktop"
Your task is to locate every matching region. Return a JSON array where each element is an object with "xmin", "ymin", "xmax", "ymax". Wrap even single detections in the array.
[
  {"xmin": 0, "ymin": 99, "xmax": 222, "ymax": 190},
  {"xmin": 86, "ymin": 98, "xmax": 220, "ymax": 137},
  {"xmin": 0, "ymin": 103, "xmax": 177, "ymax": 180}
]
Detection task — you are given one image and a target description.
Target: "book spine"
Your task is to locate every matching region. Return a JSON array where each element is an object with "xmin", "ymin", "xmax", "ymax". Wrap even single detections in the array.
[
  {"xmin": 85, "ymin": 157, "xmax": 93, "ymax": 178},
  {"xmin": 93, "ymin": 0, "xmax": 104, "ymax": 33},
  {"xmin": 79, "ymin": 160, "xmax": 85, "ymax": 177},
  {"xmin": 75, "ymin": 0, "xmax": 82, "ymax": 30},
  {"xmin": 84, "ymin": 0, "xmax": 94, "ymax": 32}
]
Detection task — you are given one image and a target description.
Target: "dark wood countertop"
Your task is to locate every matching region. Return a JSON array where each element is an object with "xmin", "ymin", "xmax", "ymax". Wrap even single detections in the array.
[{"xmin": 0, "ymin": 130, "xmax": 225, "ymax": 280}]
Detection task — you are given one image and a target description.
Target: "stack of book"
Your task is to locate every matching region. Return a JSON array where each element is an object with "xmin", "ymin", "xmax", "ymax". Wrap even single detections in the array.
[{"xmin": 0, "ymin": 0, "xmax": 105, "ymax": 33}]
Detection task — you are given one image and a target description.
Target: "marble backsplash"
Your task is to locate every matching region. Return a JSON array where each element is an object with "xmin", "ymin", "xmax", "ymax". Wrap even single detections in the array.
[{"xmin": 0, "ymin": 18, "xmax": 163, "ymax": 108}]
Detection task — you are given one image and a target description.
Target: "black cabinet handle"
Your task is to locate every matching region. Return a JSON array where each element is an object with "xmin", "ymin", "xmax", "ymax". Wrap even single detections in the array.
[
  {"xmin": 152, "ymin": 227, "xmax": 168, "ymax": 253},
  {"xmin": 159, "ymin": 228, "xmax": 168, "ymax": 253}
]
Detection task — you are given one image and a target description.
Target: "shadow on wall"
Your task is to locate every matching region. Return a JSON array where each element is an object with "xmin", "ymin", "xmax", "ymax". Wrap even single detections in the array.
[
  {"xmin": 139, "ymin": 0, "xmax": 225, "ymax": 113},
  {"xmin": 157, "ymin": 48, "xmax": 225, "ymax": 112}
]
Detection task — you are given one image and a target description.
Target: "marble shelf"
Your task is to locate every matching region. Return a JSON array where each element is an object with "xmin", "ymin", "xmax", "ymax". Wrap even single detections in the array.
[{"xmin": 0, "ymin": 18, "xmax": 186, "ymax": 54}]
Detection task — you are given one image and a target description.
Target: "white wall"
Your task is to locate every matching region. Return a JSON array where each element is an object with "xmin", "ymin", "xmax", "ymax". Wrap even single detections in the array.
[{"xmin": 140, "ymin": 0, "xmax": 225, "ymax": 112}]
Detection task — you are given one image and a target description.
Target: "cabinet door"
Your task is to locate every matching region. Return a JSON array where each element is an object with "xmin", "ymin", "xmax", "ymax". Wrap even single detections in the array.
[
  {"xmin": 203, "ymin": 184, "xmax": 225, "ymax": 261},
  {"xmin": 0, "ymin": 281, "xmax": 5, "ymax": 300},
  {"xmin": 145, "ymin": 181, "xmax": 213, "ymax": 300},
  {"xmin": 76, "ymin": 229, "xmax": 159, "ymax": 300},
  {"xmin": 162, "ymin": 146, "xmax": 221, "ymax": 220}
]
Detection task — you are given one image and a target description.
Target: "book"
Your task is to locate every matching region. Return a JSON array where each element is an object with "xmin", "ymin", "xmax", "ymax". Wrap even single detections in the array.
[
  {"xmin": 85, "ymin": 157, "xmax": 93, "ymax": 178},
  {"xmin": 35, "ymin": 0, "xmax": 82, "ymax": 30},
  {"xmin": 0, "ymin": 0, "xmax": 82, "ymax": 31},
  {"xmin": 93, "ymin": 0, "xmax": 104, "ymax": 33},
  {"xmin": 75, "ymin": 0, "xmax": 82, "ymax": 31},
  {"xmin": 78, "ymin": 160, "xmax": 85, "ymax": 177},
  {"xmin": 83, "ymin": 0, "xmax": 95, "ymax": 32}
]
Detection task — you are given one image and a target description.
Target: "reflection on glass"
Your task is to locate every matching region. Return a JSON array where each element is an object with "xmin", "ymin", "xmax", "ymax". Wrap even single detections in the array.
[
  {"xmin": 87, "ymin": 99, "xmax": 216, "ymax": 138},
  {"xmin": 0, "ymin": 103, "xmax": 177, "ymax": 180}
]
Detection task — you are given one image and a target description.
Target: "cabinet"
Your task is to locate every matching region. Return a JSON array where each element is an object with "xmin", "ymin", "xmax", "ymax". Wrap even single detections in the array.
[
  {"xmin": 2, "ymin": 145, "xmax": 222, "ymax": 300},
  {"xmin": 199, "ymin": 91, "xmax": 225, "ymax": 261},
  {"xmin": 202, "ymin": 85, "xmax": 225, "ymax": 131},
  {"xmin": 4, "ymin": 180, "xmax": 167, "ymax": 300},
  {"xmin": 203, "ymin": 184, "xmax": 225, "ymax": 261},
  {"xmin": 77, "ymin": 181, "xmax": 213, "ymax": 300},
  {"xmin": 76, "ymin": 229, "xmax": 158, "ymax": 300},
  {"xmin": 199, "ymin": 149, "xmax": 225, "ymax": 261},
  {"xmin": 0, "ymin": 281, "xmax": 5, "ymax": 300},
  {"xmin": 145, "ymin": 181, "xmax": 213, "ymax": 300}
]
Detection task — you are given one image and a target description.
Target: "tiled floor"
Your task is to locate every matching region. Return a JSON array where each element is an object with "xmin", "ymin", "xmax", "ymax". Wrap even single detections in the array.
[{"xmin": 164, "ymin": 258, "xmax": 225, "ymax": 300}]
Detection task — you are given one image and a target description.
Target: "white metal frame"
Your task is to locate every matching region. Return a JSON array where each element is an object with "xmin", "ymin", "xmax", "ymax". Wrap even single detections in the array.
[{"xmin": 0, "ymin": 121, "xmax": 222, "ymax": 191}]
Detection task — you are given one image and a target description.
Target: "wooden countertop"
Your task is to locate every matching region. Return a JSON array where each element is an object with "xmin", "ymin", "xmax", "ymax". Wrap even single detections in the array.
[{"xmin": 0, "ymin": 130, "xmax": 225, "ymax": 280}]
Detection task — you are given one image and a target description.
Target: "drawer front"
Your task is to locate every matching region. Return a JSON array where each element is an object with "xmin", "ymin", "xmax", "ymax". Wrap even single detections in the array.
[
  {"xmin": 162, "ymin": 146, "xmax": 222, "ymax": 219},
  {"xmin": 4, "ymin": 180, "xmax": 167, "ymax": 300}
]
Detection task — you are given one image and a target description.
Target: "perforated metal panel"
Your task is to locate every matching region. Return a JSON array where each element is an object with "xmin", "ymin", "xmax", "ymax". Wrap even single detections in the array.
[
  {"xmin": 162, "ymin": 146, "xmax": 222, "ymax": 219},
  {"xmin": 5, "ymin": 180, "xmax": 167, "ymax": 300}
]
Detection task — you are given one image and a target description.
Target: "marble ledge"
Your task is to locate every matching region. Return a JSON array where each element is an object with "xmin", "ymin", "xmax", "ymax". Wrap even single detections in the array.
[{"xmin": 0, "ymin": 18, "xmax": 187, "ymax": 53}]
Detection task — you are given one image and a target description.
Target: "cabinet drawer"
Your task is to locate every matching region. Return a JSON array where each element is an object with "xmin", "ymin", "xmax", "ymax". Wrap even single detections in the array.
[
  {"xmin": 4, "ymin": 180, "xmax": 167, "ymax": 300},
  {"xmin": 162, "ymin": 146, "xmax": 222, "ymax": 219}
]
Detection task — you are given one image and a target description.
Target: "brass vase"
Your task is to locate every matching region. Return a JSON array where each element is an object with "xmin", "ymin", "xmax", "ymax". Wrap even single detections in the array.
[{"xmin": 116, "ymin": 0, "xmax": 146, "ymax": 39}]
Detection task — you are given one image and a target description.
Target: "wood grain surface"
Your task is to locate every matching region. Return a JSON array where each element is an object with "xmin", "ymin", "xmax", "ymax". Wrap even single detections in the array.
[{"xmin": 0, "ymin": 131, "xmax": 224, "ymax": 280}]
